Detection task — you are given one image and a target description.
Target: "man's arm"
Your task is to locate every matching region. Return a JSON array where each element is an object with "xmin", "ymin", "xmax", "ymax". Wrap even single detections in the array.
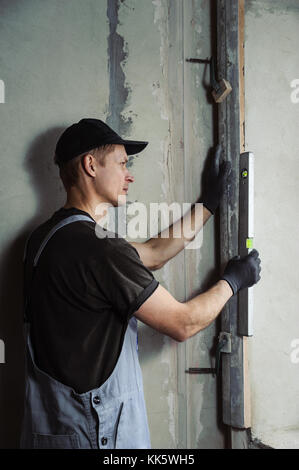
[
  {"xmin": 130, "ymin": 145, "xmax": 231, "ymax": 270},
  {"xmin": 135, "ymin": 281, "xmax": 232, "ymax": 342},
  {"xmin": 130, "ymin": 204, "xmax": 211, "ymax": 271},
  {"xmin": 134, "ymin": 250, "xmax": 261, "ymax": 341}
]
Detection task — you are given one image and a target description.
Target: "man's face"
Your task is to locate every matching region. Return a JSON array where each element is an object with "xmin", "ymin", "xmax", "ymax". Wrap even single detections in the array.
[{"xmin": 94, "ymin": 144, "xmax": 134, "ymax": 207}]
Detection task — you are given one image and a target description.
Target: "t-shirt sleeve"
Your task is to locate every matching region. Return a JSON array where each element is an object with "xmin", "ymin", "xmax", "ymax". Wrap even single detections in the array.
[{"xmin": 94, "ymin": 236, "xmax": 159, "ymax": 321}]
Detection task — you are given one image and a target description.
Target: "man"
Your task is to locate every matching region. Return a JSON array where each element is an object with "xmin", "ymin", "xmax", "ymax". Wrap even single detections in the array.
[{"xmin": 20, "ymin": 118, "xmax": 261, "ymax": 449}]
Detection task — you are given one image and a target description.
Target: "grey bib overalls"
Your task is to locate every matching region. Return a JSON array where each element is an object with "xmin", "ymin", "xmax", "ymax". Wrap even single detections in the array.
[{"xmin": 20, "ymin": 215, "xmax": 151, "ymax": 449}]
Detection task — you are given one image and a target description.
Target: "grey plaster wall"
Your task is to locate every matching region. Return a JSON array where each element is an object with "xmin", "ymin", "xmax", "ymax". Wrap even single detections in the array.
[
  {"xmin": 0, "ymin": 0, "xmax": 223, "ymax": 448},
  {"xmin": 245, "ymin": 0, "xmax": 299, "ymax": 449}
]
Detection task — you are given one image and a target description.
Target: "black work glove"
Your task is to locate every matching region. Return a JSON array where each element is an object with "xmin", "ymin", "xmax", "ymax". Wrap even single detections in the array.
[
  {"xmin": 221, "ymin": 249, "xmax": 261, "ymax": 295},
  {"xmin": 200, "ymin": 145, "xmax": 232, "ymax": 214}
]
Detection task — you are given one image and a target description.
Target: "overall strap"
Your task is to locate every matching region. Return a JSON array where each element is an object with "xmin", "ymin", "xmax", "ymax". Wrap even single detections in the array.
[
  {"xmin": 33, "ymin": 215, "xmax": 94, "ymax": 266},
  {"xmin": 23, "ymin": 214, "xmax": 95, "ymax": 322}
]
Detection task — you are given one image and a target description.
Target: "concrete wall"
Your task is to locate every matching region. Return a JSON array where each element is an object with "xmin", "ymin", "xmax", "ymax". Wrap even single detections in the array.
[
  {"xmin": 0, "ymin": 0, "xmax": 224, "ymax": 448},
  {"xmin": 245, "ymin": 0, "xmax": 299, "ymax": 449}
]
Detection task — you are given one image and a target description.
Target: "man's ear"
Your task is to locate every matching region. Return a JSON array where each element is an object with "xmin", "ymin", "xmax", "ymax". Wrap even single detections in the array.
[{"xmin": 82, "ymin": 153, "xmax": 96, "ymax": 177}]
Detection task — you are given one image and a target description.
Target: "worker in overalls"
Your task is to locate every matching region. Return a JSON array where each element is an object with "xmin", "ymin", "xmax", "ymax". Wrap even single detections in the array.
[{"xmin": 20, "ymin": 118, "xmax": 261, "ymax": 449}]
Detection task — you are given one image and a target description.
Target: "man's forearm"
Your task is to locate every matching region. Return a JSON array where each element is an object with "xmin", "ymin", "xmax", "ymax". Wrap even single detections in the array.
[
  {"xmin": 183, "ymin": 280, "xmax": 233, "ymax": 340},
  {"xmin": 148, "ymin": 203, "xmax": 212, "ymax": 267}
]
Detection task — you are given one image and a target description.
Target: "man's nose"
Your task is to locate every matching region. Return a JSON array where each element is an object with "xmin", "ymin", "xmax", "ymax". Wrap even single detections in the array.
[{"xmin": 126, "ymin": 172, "xmax": 134, "ymax": 183}]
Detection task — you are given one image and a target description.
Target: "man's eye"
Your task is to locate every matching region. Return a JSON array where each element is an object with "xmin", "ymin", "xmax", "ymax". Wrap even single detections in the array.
[{"xmin": 121, "ymin": 162, "xmax": 126, "ymax": 165}]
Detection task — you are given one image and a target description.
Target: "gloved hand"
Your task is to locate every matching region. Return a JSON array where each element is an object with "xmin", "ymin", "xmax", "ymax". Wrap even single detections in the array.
[
  {"xmin": 221, "ymin": 249, "xmax": 261, "ymax": 295},
  {"xmin": 200, "ymin": 145, "xmax": 232, "ymax": 214}
]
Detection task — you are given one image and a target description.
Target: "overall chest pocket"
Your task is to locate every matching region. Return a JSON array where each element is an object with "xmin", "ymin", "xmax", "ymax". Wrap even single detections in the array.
[{"xmin": 32, "ymin": 432, "xmax": 80, "ymax": 449}]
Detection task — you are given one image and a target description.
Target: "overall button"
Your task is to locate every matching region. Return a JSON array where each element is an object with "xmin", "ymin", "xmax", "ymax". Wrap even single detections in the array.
[
  {"xmin": 93, "ymin": 395, "xmax": 101, "ymax": 405},
  {"xmin": 101, "ymin": 437, "xmax": 108, "ymax": 446}
]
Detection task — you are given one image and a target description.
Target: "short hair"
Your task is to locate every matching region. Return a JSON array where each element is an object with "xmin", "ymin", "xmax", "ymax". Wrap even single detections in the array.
[{"xmin": 54, "ymin": 144, "xmax": 115, "ymax": 191}]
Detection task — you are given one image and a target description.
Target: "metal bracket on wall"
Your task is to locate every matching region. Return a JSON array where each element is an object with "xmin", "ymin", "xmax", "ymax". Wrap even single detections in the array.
[
  {"xmin": 218, "ymin": 331, "xmax": 232, "ymax": 353},
  {"xmin": 186, "ymin": 332, "xmax": 232, "ymax": 378},
  {"xmin": 186, "ymin": 56, "xmax": 232, "ymax": 103}
]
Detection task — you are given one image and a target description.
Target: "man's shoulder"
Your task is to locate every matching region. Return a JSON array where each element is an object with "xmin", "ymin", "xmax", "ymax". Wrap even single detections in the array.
[
  {"xmin": 24, "ymin": 208, "xmax": 94, "ymax": 258},
  {"xmin": 24, "ymin": 208, "xmax": 140, "ymax": 265}
]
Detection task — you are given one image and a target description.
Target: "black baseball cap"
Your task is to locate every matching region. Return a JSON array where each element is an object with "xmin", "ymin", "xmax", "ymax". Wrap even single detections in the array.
[{"xmin": 55, "ymin": 118, "xmax": 148, "ymax": 165}]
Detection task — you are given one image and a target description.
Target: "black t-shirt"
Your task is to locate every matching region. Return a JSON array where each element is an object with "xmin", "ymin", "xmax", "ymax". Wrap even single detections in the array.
[{"xmin": 24, "ymin": 207, "xmax": 159, "ymax": 393}]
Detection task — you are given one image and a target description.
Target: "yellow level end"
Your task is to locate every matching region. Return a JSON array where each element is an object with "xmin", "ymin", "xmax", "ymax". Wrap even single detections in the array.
[{"xmin": 246, "ymin": 238, "xmax": 253, "ymax": 249}]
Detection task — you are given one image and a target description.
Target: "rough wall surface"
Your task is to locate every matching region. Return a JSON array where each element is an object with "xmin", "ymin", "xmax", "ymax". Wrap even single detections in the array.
[
  {"xmin": 0, "ymin": 0, "xmax": 224, "ymax": 448},
  {"xmin": 245, "ymin": 0, "xmax": 299, "ymax": 449}
]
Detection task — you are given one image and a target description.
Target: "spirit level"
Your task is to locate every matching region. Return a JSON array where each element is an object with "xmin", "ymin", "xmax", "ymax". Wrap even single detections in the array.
[{"xmin": 238, "ymin": 152, "xmax": 254, "ymax": 336}]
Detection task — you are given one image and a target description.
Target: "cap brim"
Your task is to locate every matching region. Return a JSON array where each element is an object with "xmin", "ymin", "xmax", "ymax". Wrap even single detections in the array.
[{"xmin": 121, "ymin": 140, "xmax": 148, "ymax": 155}]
